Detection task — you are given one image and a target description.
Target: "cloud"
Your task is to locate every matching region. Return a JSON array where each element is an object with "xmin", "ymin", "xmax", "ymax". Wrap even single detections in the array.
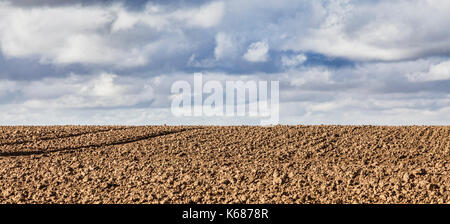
[
  {"xmin": 110, "ymin": 1, "xmax": 225, "ymax": 31},
  {"xmin": 176, "ymin": 1, "xmax": 225, "ymax": 28},
  {"xmin": 214, "ymin": 32, "xmax": 235, "ymax": 60},
  {"xmin": 288, "ymin": 67, "xmax": 333, "ymax": 87},
  {"xmin": 282, "ymin": 0, "xmax": 450, "ymax": 61},
  {"xmin": 407, "ymin": 60, "xmax": 450, "ymax": 82},
  {"xmin": 3, "ymin": 0, "xmax": 450, "ymax": 70},
  {"xmin": 0, "ymin": 3, "xmax": 144, "ymax": 67},
  {"xmin": 4, "ymin": 0, "xmax": 117, "ymax": 7},
  {"xmin": 281, "ymin": 54, "xmax": 307, "ymax": 67},
  {"xmin": 0, "ymin": 67, "xmax": 449, "ymax": 125},
  {"xmin": 2, "ymin": 73, "xmax": 154, "ymax": 109},
  {"xmin": 0, "ymin": 0, "xmax": 449, "ymax": 125},
  {"xmin": 243, "ymin": 41, "xmax": 269, "ymax": 62},
  {"xmin": 0, "ymin": 1, "xmax": 224, "ymax": 67}
]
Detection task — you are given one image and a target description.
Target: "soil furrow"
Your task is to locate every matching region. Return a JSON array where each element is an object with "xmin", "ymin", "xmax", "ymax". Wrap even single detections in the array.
[
  {"xmin": 0, "ymin": 125, "xmax": 448, "ymax": 204},
  {"xmin": 0, "ymin": 127, "xmax": 131, "ymax": 146},
  {"xmin": 0, "ymin": 128, "xmax": 197, "ymax": 157}
]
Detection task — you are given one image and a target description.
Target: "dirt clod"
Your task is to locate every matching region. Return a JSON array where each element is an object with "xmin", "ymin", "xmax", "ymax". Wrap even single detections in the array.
[{"xmin": 0, "ymin": 125, "xmax": 448, "ymax": 204}]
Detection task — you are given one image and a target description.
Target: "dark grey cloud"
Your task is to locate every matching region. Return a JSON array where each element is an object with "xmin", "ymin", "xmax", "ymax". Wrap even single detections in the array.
[
  {"xmin": 4, "ymin": 0, "xmax": 209, "ymax": 10},
  {"xmin": 0, "ymin": 53, "xmax": 92, "ymax": 80},
  {"xmin": 5, "ymin": 0, "xmax": 144, "ymax": 9}
]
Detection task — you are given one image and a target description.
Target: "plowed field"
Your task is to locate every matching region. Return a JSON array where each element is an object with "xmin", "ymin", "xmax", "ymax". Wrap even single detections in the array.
[{"xmin": 0, "ymin": 126, "xmax": 448, "ymax": 204}]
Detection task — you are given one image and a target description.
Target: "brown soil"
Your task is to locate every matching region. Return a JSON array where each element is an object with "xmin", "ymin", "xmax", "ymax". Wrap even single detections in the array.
[{"xmin": 0, "ymin": 125, "xmax": 448, "ymax": 204}]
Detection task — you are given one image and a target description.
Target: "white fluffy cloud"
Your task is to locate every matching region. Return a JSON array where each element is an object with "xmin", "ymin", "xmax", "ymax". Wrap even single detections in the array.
[
  {"xmin": 7, "ymin": 73, "xmax": 154, "ymax": 109},
  {"xmin": 407, "ymin": 60, "xmax": 450, "ymax": 82},
  {"xmin": 0, "ymin": 1, "xmax": 225, "ymax": 67},
  {"xmin": 281, "ymin": 54, "xmax": 307, "ymax": 67},
  {"xmin": 214, "ymin": 32, "xmax": 235, "ymax": 60},
  {"xmin": 1, "ymin": 69, "xmax": 448, "ymax": 125},
  {"xmin": 243, "ymin": 41, "xmax": 269, "ymax": 62},
  {"xmin": 281, "ymin": 0, "xmax": 450, "ymax": 61},
  {"xmin": 111, "ymin": 1, "xmax": 225, "ymax": 31},
  {"xmin": 2, "ymin": 0, "xmax": 450, "ymax": 66}
]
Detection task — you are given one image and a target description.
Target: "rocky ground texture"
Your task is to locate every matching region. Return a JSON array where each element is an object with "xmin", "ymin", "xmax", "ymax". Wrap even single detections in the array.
[{"xmin": 0, "ymin": 125, "xmax": 448, "ymax": 204}]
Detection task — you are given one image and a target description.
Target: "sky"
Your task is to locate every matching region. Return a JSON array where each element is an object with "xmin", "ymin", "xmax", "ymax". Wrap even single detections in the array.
[{"xmin": 0, "ymin": 0, "xmax": 449, "ymax": 125}]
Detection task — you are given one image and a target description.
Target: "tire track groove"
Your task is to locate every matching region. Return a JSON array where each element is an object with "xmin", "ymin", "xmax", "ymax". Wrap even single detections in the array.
[
  {"xmin": 0, "ymin": 127, "xmax": 132, "ymax": 146},
  {"xmin": 0, "ymin": 128, "xmax": 201, "ymax": 157}
]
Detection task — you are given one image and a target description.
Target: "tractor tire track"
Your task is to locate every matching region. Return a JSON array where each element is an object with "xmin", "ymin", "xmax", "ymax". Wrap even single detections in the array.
[
  {"xmin": 0, "ymin": 127, "xmax": 131, "ymax": 146},
  {"xmin": 0, "ymin": 128, "xmax": 199, "ymax": 157},
  {"xmin": 0, "ymin": 125, "xmax": 448, "ymax": 204}
]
